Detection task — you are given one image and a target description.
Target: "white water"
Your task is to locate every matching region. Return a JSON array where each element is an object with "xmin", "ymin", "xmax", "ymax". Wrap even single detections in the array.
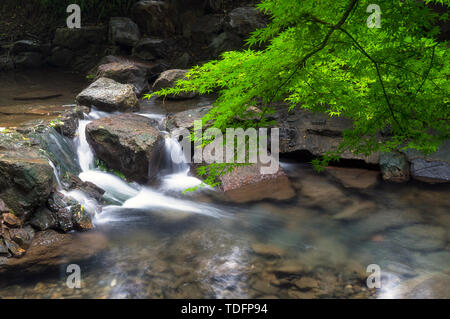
[
  {"xmin": 48, "ymin": 160, "xmax": 62, "ymax": 190},
  {"xmin": 69, "ymin": 109, "xmax": 221, "ymax": 224}
]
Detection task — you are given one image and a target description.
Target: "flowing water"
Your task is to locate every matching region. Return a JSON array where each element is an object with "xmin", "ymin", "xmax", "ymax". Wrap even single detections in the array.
[{"xmin": 0, "ymin": 74, "xmax": 449, "ymax": 299}]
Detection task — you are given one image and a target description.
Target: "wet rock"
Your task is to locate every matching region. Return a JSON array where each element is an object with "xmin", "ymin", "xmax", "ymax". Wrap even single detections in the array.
[
  {"xmin": 47, "ymin": 192, "xmax": 93, "ymax": 232},
  {"xmin": 209, "ymin": 31, "xmax": 243, "ymax": 57},
  {"xmin": 388, "ymin": 225, "xmax": 447, "ymax": 252},
  {"xmin": 0, "ymin": 55, "xmax": 14, "ymax": 71},
  {"xmin": 109, "ymin": 17, "xmax": 141, "ymax": 47},
  {"xmin": 325, "ymin": 167, "xmax": 380, "ymax": 189},
  {"xmin": 405, "ymin": 141, "xmax": 450, "ymax": 183},
  {"xmin": 86, "ymin": 114, "xmax": 164, "ymax": 182},
  {"xmin": 294, "ymin": 277, "xmax": 319, "ymax": 290},
  {"xmin": 219, "ymin": 164, "xmax": 296, "ymax": 203},
  {"xmin": 228, "ymin": 7, "xmax": 267, "ymax": 37},
  {"xmin": 63, "ymin": 173, "xmax": 105, "ymax": 202},
  {"xmin": 0, "ymin": 239, "xmax": 8, "ymax": 256},
  {"xmin": 251, "ymin": 243, "xmax": 285, "ymax": 258},
  {"xmin": 76, "ymin": 77, "xmax": 139, "ymax": 112},
  {"xmin": 9, "ymin": 226, "xmax": 35, "ymax": 249},
  {"xmin": 131, "ymin": 1, "xmax": 176, "ymax": 38},
  {"xmin": 52, "ymin": 106, "xmax": 85, "ymax": 138},
  {"xmin": 270, "ymin": 260, "xmax": 303, "ymax": 277},
  {"xmin": 3, "ymin": 238, "xmax": 25, "ymax": 257},
  {"xmin": 2, "ymin": 213, "xmax": 21, "ymax": 228},
  {"xmin": 97, "ymin": 62, "xmax": 148, "ymax": 96},
  {"xmin": 251, "ymin": 279, "xmax": 279, "ymax": 295},
  {"xmin": 297, "ymin": 173, "xmax": 347, "ymax": 208},
  {"xmin": 0, "ymin": 143, "xmax": 53, "ymax": 221},
  {"xmin": 30, "ymin": 208, "xmax": 57, "ymax": 231},
  {"xmin": 167, "ymin": 106, "xmax": 212, "ymax": 131},
  {"xmin": 13, "ymin": 52, "xmax": 44, "ymax": 69},
  {"xmin": 53, "ymin": 26, "xmax": 107, "ymax": 50},
  {"xmin": 380, "ymin": 151, "xmax": 410, "ymax": 182},
  {"xmin": 288, "ymin": 289, "xmax": 317, "ymax": 299},
  {"xmin": 152, "ymin": 69, "xmax": 197, "ymax": 100},
  {"xmin": 0, "ymin": 230, "xmax": 108, "ymax": 273}
]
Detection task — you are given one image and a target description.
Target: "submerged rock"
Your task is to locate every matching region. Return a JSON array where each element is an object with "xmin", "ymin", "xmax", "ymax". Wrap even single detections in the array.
[
  {"xmin": 86, "ymin": 114, "xmax": 164, "ymax": 182},
  {"xmin": 97, "ymin": 62, "xmax": 148, "ymax": 96},
  {"xmin": 0, "ymin": 230, "xmax": 108, "ymax": 274},
  {"xmin": 395, "ymin": 273, "xmax": 450, "ymax": 299},
  {"xmin": 325, "ymin": 167, "xmax": 380, "ymax": 189},
  {"xmin": 152, "ymin": 69, "xmax": 197, "ymax": 100},
  {"xmin": 387, "ymin": 225, "xmax": 447, "ymax": 252},
  {"xmin": 76, "ymin": 77, "xmax": 139, "ymax": 112}
]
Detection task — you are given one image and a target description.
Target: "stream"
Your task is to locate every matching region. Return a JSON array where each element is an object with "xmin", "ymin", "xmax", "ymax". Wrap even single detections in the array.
[{"xmin": 0, "ymin": 70, "xmax": 449, "ymax": 299}]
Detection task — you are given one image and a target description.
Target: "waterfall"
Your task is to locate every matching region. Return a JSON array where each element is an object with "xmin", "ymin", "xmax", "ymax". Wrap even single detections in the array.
[{"xmin": 48, "ymin": 160, "xmax": 62, "ymax": 190}]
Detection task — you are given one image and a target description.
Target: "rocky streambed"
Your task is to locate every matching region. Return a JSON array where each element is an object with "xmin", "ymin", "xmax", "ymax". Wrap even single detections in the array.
[{"xmin": 0, "ymin": 67, "xmax": 449, "ymax": 299}]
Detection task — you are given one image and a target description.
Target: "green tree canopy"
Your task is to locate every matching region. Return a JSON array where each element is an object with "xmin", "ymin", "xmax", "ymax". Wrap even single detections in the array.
[{"xmin": 148, "ymin": 0, "xmax": 449, "ymax": 171}]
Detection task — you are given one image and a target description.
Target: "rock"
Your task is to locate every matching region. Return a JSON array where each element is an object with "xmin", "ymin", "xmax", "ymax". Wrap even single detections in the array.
[
  {"xmin": 11, "ymin": 40, "xmax": 46, "ymax": 54},
  {"xmin": 0, "ymin": 239, "xmax": 8, "ymax": 256},
  {"xmin": 109, "ymin": 17, "xmax": 141, "ymax": 47},
  {"xmin": 86, "ymin": 114, "xmax": 165, "ymax": 182},
  {"xmin": 209, "ymin": 32, "xmax": 243, "ymax": 57},
  {"xmin": 52, "ymin": 106, "xmax": 85, "ymax": 138},
  {"xmin": 132, "ymin": 38, "xmax": 171, "ymax": 60},
  {"xmin": 0, "ymin": 199, "xmax": 9, "ymax": 213},
  {"xmin": 13, "ymin": 52, "xmax": 44, "ymax": 69},
  {"xmin": 2, "ymin": 238, "xmax": 25, "ymax": 257},
  {"xmin": 167, "ymin": 106, "xmax": 212, "ymax": 131},
  {"xmin": 97, "ymin": 62, "xmax": 148, "ymax": 96},
  {"xmin": 396, "ymin": 273, "xmax": 450, "ymax": 299},
  {"xmin": 0, "ymin": 144, "xmax": 54, "ymax": 221},
  {"xmin": 2, "ymin": 213, "xmax": 21, "ymax": 228},
  {"xmin": 30, "ymin": 208, "xmax": 57, "ymax": 231},
  {"xmin": 219, "ymin": 164, "xmax": 296, "ymax": 203},
  {"xmin": 297, "ymin": 173, "xmax": 346, "ymax": 208},
  {"xmin": 332, "ymin": 200, "xmax": 377, "ymax": 221},
  {"xmin": 152, "ymin": 69, "xmax": 197, "ymax": 99},
  {"xmin": 251, "ymin": 243, "xmax": 285, "ymax": 258},
  {"xmin": 0, "ymin": 230, "xmax": 108, "ymax": 274},
  {"xmin": 294, "ymin": 277, "xmax": 319, "ymax": 290},
  {"xmin": 47, "ymin": 47, "xmax": 74, "ymax": 67},
  {"xmin": 405, "ymin": 141, "xmax": 450, "ymax": 183},
  {"xmin": 47, "ymin": 192, "xmax": 93, "ymax": 232},
  {"xmin": 131, "ymin": 1, "xmax": 176, "ymax": 38},
  {"xmin": 63, "ymin": 173, "xmax": 105, "ymax": 202},
  {"xmin": 354, "ymin": 209, "xmax": 423, "ymax": 235},
  {"xmin": 325, "ymin": 167, "xmax": 380, "ymax": 189},
  {"xmin": 228, "ymin": 7, "xmax": 267, "ymax": 36},
  {"xmin": 388, "ymin": 225, "xmax": 447, "ymax": 252},
  {"xmin": 276, "ymin": 108, "xmax": 379, "ymax": 164},
  {"xmin": 380, "ymin": 151, "xmax": 410, "ymax": 182},
  {"xmin": 76, "ymin": 77, "xmax": 139, "ymax": 112},
  {"xmin": 53, "ymin": 26, "xmax": 107, "ymax": 50},
  {"xmin": 270, "ymin": 262, "xmax": 303, "ymax": 277},
  {"xmin": 252, "ymin": 279, "xmax": 279, "ymax": 295},
  {"xmin": 8, "ymin": 226, "xmax": 35, "ymax": 248},
  {"xmin": 0, "ymin": 55, "xmax": 14, "ymax": 71}
]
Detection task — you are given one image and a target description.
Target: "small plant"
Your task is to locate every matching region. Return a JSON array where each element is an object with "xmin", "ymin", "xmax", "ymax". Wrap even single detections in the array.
[
  {"xmin": 95, "ymin": 159, "xmax": 127, "ymax": 181},
  {"xmin": 49, "ymin": 119, "xmax": 64, "ymax": 128}
]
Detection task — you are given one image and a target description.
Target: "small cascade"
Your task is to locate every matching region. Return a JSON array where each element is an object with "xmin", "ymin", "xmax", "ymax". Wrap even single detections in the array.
[
  {"xmin": 75, "ymin": 119, "xmax": 94, "ymax": 172},
  {"xmin": 48, "ymin": 160, "xmax": 62, "ymax": 190}
]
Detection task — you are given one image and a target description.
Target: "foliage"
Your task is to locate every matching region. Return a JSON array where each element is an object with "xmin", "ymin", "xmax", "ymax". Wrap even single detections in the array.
[
  {"xmin": 147, "ymin": 0, "xmax": 449, "ymax": 177},
  {"xmin": 95, "ymin": 159, "xmax": 127, "ymax": 181}
]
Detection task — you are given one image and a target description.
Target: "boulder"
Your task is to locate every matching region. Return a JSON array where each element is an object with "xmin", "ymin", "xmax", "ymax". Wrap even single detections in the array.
[
  {"xmin": 152, "ymin": 69, "xmax": 197, "ymax": 99},
  {"xmin": 380, "ymin": 151, "xmax": 410, "ymax": 182},
  {"xmin": 97, "ymin": 62, "xmax": 148, "ymax": 95},
  {"xmin": 8, "ymin": 226, "xmax": 35, "ymax": 249},
  {"xmin": 132, "ymin": 38, "xmax": 171, "ymax": 60},
  {"xmin": 98, "ymin": 55, "xmax": 169, "ymax": 81},
  {"xmin": 167, "ymin": 105, "xmax": 212, "ymax": 131},
  {"xmin": 85, "ymin": 114, "xmax": 165, "ymax": 182},
  {"xmin": 219, "ymin": 163, "xmax": 296, "ymax": 203},
  {"xmin": 2, "ymin": 213, "xmax": 21, "ymax": 228},
  {"xmin": 76, "ymin": 77, "xmax": 139, "ymax": 112},
  {"xmin": 276, "ymin": 108, "xmax": 380, "ymax": 164},
  {"xmin": 209, "ymin": 31, "xmax": 244, "ymax": 57},
  {"xmin": 47, "ymin": 47, "xmax": 74, "ymax": 67},
  {"xmin": 30, "ymin": 208, "xmax": 57, "ymax": 231},
  {"xmin": 0, "ymin": 144, "xmax": 53, "ymax": 221},
  {"xmin": 53, "ymin": 26, "xmax": 107, "ymax": 50},
  {"xmin": 404, "ymin": 141, "xmax": 450, "ymax": 183},
  {"xmin": 11, "ymin": 40, "xmax": 46, "ymax": 54},
  {"xmin": 0, "ymin": 230, "xmax": 108, "ymax": 274},
  {"xmin": 228, "ymin": 7, "xmax": 267, "ymax": 36},
  {"xmin": 109, "ymin": 17, "xmax": 141, "ymax": 47},
  {"xmin": 131, "ymin": 1, "xmax": 176, "ymax": 38}
]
